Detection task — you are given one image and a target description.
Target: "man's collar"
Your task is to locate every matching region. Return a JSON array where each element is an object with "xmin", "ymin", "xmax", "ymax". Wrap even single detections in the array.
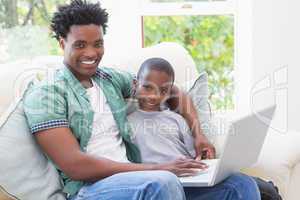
[
  {"xmin": 62, "ymin": 65, "xmax": 112, "ymax": 96},
  {"xmin": 62, "ymin": 66, "xmax": 87, "ymax": 96},
  {"xmin": 95, "ymin": 68, "xmax": 112, "ymax": 80}
]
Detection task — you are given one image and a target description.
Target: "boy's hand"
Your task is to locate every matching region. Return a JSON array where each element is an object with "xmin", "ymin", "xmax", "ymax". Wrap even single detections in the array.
[
  {"xmin": 155, "ymin": 158, "xmax": 208, "ymax": 177},
  {"xmin": 194, "ymin": 134, "xmax": 216, "ymax": 160}
]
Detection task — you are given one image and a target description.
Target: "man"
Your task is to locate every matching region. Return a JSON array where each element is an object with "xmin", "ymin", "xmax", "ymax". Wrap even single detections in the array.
[{"xmin": 23, "ymin": 0, "xmax": 260, "ymax": 199}]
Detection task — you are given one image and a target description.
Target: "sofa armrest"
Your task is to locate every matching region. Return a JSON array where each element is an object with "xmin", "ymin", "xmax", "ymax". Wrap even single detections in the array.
[
  {"xmin": 241, "ymin": 130, "xmax": 300, "ymax": 200},
  {"xmin": 287, "ymin": 162, "xmax": 300, "ymax": 200}
]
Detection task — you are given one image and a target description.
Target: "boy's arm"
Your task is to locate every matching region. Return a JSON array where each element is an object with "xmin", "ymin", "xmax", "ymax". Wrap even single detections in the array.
[{"xmin": 166, "ymin": 85, "xmax": 216, "ymax": 160}]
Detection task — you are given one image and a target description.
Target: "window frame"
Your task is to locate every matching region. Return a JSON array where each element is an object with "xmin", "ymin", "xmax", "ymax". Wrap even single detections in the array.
[{"xmin": 139, "ymin": 0, "xmax": 237, "ymax": 16}]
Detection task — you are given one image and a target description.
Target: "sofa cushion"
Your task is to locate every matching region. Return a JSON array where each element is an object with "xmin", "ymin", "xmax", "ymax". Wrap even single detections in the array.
[
  {"xmin": 0, "ymin": 57, "xmax": 62, "ymax": 118},
  {"xmin": 187, "ymin": 72, "xmax": 211, "ymax": 133},
  {"xmin": 0, "ymin": 100, "xmax": 66, "ymax": 200}
]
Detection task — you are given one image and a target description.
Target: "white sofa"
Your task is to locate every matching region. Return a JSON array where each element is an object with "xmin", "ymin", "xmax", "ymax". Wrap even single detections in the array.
[{"xmin": 0, "ymin": 42, "xmax": 299, "ymax": 199}]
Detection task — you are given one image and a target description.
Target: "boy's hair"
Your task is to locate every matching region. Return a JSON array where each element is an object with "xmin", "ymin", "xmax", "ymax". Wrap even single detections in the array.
[
  {"xmin": 50, "ymin": 0, "xmax": 108, "ymax": 40},
  {"xmin": 137, "ymin": 57, "xmax": 175, "ymax": 82}
]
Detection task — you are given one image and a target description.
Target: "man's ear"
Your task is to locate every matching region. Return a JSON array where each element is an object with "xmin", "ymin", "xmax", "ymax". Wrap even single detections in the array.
[{"xmin": 59, "ymin": 37, "xmax": 65, "ymax": 50}]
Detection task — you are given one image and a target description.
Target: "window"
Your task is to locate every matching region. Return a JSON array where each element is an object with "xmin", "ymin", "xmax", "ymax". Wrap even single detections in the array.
[
  {"xmin": 141, "ymin": 0, "xmax": 236, "ymax": 111},
  {"xmin": 0, "ymin": 0, "xmax": 71, "ymax": 63}
]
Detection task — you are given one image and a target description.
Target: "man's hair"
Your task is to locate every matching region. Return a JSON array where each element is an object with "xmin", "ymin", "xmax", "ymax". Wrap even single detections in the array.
[
  {"xmin": 50, "ymin": 0, "xmax": 108, "ymax": 40},
  {"xmin": 137, "ymin": 57, "xmax": 175, "ymax": 82}
]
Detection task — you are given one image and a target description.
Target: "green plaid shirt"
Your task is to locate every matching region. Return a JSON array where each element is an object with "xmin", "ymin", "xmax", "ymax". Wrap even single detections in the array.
[{"xmin": 23, "ymin": 66, "xmax": 141, "ymax": 195}]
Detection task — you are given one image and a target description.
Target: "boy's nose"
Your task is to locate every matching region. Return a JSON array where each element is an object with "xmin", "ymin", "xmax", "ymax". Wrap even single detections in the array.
[{"xmin": 148, "ymin": 93, "xmax": 161, "ymax": 101}]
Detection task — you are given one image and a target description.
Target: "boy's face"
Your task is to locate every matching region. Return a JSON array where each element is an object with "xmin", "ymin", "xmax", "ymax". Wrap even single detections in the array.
[{"xmin": 136, "ymin": 69, "xmax": 173, "ymax": 111}]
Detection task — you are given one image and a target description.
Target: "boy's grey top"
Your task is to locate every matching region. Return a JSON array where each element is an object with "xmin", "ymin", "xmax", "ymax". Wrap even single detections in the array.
[{"xmin": 128, "ymin": 109, "xmax": 196, "ymax": 164}]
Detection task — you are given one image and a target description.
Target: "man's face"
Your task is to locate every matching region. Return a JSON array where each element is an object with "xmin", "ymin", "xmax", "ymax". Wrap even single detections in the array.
[{"xmin": 59, "ymin": 24, "xmax": 104, "ymax": 81}]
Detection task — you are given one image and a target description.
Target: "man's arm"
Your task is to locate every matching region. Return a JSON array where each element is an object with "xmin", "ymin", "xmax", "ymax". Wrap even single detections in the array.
[
  {"xmin": 166, "ymin": 85, "xmax": 216, "ymax": 160},
  {"xmin": 35, "ymin": 127, "xmax": 208, "ymax": 182}
]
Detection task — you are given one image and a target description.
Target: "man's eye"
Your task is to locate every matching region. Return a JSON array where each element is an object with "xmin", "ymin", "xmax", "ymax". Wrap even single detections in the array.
[
  {"xmin": 95, "ymin": 42, "xmax": 104, "ymax": 48},
  {"xmin": 74, "ymin": 43, "xmax": 85, "ymax": 49}
]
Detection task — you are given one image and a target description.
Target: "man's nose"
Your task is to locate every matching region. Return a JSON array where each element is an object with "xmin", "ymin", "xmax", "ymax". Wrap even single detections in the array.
[{"xmin": 83, "ymin": 46, "xmax": 99, "ymax": 58}]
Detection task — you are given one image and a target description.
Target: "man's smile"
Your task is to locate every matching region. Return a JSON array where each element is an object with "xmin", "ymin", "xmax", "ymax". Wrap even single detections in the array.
[{"xmin": 80, "ymin": 60, "xmax": 97, "ymax": 65}]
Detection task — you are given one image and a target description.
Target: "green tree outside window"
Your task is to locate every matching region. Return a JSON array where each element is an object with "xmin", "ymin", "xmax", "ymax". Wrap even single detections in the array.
[{"xmin": 143, "ymin": 15, "xmax": 234, "ymax": 110}]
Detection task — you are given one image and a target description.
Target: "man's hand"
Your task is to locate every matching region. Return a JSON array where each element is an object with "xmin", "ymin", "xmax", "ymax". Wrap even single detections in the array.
[
  {"xmin": 194, "ymin": 134, "xmax": 216, "ymax": 160},
  {"xmin": 155, "ymin": 158, "xmax": 208, "ymax": 177}
]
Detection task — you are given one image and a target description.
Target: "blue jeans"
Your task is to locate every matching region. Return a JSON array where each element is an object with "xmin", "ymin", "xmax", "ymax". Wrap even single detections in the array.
[{"xmin": 69, "ymin": 171, "xmax": 260, "ymax": 200}]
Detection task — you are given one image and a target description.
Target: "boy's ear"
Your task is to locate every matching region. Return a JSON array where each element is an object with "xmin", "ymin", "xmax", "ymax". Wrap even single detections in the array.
[{"xmin": 132, "ymin": 78, "xmax": 138, "ymax": 97}]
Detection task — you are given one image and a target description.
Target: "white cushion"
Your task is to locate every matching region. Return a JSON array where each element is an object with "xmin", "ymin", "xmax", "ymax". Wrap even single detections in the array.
[
  {"xmin": 0, "ymin": 100, "xmax": 65, "ymax": 200},
  {"xmin": 0, "ymin": 56, "xmax": 63, "ymax": 118},
  {"xmin": 187, "ymin": 72, "xmax": 211, "ymax": 133}
]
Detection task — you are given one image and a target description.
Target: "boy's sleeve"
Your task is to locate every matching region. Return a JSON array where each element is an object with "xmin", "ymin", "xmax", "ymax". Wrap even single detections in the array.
[
  {"xmin": 177, "ymin": 114, "xmax": 193, "ymax": 137},
  {"xmin": 176, "ymin": 114, "xmax": 196, "ymax": 157},
  {"xmin": 23, "ymin": 84, "xmax": 68, "ymax": 134},
  {"xmin": 127, "ymin": 113, "xmax": 138, "ymax": 141}
]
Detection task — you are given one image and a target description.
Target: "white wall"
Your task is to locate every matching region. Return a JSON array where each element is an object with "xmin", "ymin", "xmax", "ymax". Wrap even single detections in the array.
[
  {"xmin": 235, "ymin": 0, "xmax": 252, "ymax": 114},
  {"xmin": 286, "ymin": 0, "xmax": 300, "ymax": 132},
  {"xmin": 99, "ymin": 0, "xmax": 142, "ymax": 66},
  {"xmin": 251, "ymin": 0, "xmax": 300, "ymax": 132}
]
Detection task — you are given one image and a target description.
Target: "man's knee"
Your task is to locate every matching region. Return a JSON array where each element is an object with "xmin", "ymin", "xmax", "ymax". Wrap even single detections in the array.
[
  {"xmin": 141, "ymin": 171, "xmax": 185, "ymax": 200},
  {"xmin": 148, "ymin": 171, "xmax": 180, "ymax": 185},
  {"xmin": 145, "ymin": 171, "xmax": 183, "ymax": 191}
]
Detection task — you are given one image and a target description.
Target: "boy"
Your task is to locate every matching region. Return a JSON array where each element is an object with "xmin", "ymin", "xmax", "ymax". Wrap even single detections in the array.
[
  {"xmin": 128, "ymin": 57, "xmax": 282, "ymax": 200},
  {"xmin": 128, "ymin": 57, "xmax": 197, "ymax": 164}
]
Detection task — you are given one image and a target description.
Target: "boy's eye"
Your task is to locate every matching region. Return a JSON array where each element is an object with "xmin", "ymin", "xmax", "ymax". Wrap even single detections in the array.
[
  {"xmin": 160, "ymin": 89, "xmax": 168, "ymax": 95},
  {"xmin": 143, "ymin": 85, "xmax": 152, "ymax": 91}
]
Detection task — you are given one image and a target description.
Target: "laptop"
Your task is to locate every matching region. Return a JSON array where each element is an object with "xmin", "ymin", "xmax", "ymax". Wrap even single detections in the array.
[{"xmin": 179, "ymin": 105, "xmax": 276, "ymax": 187}]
